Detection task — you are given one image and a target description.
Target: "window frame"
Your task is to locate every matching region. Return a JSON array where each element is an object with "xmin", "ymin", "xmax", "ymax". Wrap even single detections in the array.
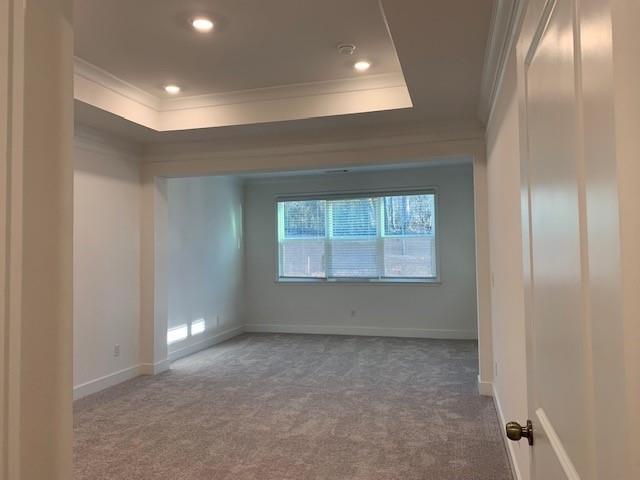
[{"xmin": 274, "ymin": 187, "xmax": 441, "ymax": 285}]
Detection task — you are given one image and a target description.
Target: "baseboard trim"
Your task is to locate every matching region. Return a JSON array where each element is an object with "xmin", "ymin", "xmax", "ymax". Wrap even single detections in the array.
[
  {"xmin": 492, "ymin": 383, "xmax": 524, "ymax": 480},
  {"xmin": 478, "ymin": 374, "xmax": 494, "ymax": 396},
  {"xmin": 139, "ymin": 359, "xmax": 171, "ymax": 376},
  {"xmin": 73, "ymin": 365, "xmax": 141, "ymax": 400},
  {"xmin": 73, "ymin": 327, "xmax": 245, "ymax": 401},
  {"xmin": 244, "ymin": 324, "xmax": 477, "ymax": 340},
  {"xmin": 168, "ymin": 326, "xmax": 245, "ymax": 362}
]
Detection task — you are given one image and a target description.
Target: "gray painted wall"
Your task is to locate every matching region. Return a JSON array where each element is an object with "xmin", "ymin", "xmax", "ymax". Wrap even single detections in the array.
[
  {"xmin": 167, "ymin": 176, "xmax": 245, "ymax": 356},
  {"xmin": 74, "ymin": 135, "xmax": 141, "ymax": 392},
  {"xmin": 243, "ymin": 164, "xmax": 478, "ymax": 338}
]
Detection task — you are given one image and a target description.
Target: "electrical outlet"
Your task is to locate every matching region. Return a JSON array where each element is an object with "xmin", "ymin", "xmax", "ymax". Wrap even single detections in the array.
[
  {"xmin": 114, "ymin": 344, "xmax": 120, "ymax": 357},
  {"xmin": 350, "ymin": 309, "xmax": 356, "ymax": 318},
  {"xmin": 216, "ymin": 315, "xmax": 220, "ymax": 327}
]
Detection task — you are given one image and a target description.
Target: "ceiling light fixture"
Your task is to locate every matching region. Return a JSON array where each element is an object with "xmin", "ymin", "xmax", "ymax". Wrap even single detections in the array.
[
  {"xmin": 354, "ymin": 60, "xmax": 371, "ymax": 72},
  {"xmin": 164, "ymin": 84, "xmax": 181, "ymax": 95},
  {"xmin": 191, "ymin": 17, "xmax": 214, "ymax": 32}
]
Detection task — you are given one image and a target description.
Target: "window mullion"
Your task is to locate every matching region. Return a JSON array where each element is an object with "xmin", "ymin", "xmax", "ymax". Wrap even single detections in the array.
[
  {"xmin": 325, "ymin": 200, "xmax": 333, "ymax": 279},
  {"xmin": 277, "ymin": 203, "xmax": 284, "ymax": 277},
  {"xmin": 376, "ymin": 197, "xmax": 384, "ymax": 279}
]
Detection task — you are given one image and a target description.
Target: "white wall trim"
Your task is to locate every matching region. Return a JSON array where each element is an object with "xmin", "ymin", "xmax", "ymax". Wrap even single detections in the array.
[
  {"xmin": 139, "ymin": 359, "xmax": 171, "ymax": 376},
  {"xmin": 473, "ymin": 155, "xmax": 495, "ymax": 389},
  {"xmin": 73, "ymin": 57, "xmax": 412, "ymax": 132},
  {"xmin": 479, "ymin": 0, "xmax": 528, "ymax": 124},
  {"xmin": 0, "ymin": 1, "xmax": 23, "ymax": 475},
  {"xmin": 142, "ymin": 135, "xmax": 485, "ymax": 179},
  {"xmin": 143, "ymin": 126, "xmax": 484, "ymax": 164},
  {"xmin": 244, "ymin": 324, "xmax": 477, "ymax": 340},
  {"xmin": 493, "ymin": 384, "xmax": 524, "ymax": 480},
  {"xmin": 536, "ymin": 408, "xmax": 581, "ymax": 480},
  {"xmin": 74, "ymin": 361, "xmax": 169, "ymax": 400},
  {"xmin": 161, "ymin": 73, "xmax": 408, "ymax": 111},
  {"xmin": 168, "ymin": 326, "xmax": 245, "ymax": 363},
  {"xmin": 477, "ymin": 375, "xmax": 493, "ymax": 396},
  {"xmin": 74, "ymin": 56, "xmax": 160, "ymax": 110},
  {"xmin": 73, "ymin": 365, "xmax": 141, "ymax": 401},
  {"xmin": 73, "ymin": 327, "xmax": 245, "ymax": 401}
]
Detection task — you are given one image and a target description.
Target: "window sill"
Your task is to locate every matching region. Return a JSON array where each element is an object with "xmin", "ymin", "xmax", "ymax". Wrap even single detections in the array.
[{"xmin": 276, "ymin": 277, "xmax": 441, "ymax": 286}]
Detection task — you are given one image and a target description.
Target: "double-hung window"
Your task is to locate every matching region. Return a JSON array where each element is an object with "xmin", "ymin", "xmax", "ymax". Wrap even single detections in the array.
[{"xmin": 277, "ymin": 190, "xmax": 437, "ymax": 282}]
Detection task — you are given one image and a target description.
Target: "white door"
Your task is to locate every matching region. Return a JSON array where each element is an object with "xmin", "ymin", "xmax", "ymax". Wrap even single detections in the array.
[{"xmin": 517, "ymin": 0, "xmax": 594, "ymax": 478}]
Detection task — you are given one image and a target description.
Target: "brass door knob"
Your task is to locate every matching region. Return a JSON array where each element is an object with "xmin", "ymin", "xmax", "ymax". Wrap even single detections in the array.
[{"xmin": 506, "ymin": 420, "xmax": 534, "ymax": 446}]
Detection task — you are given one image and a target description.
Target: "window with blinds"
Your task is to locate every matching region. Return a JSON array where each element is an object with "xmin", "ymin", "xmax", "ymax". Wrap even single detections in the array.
[{"xmin": 277, "ymin": 191, "xmax": 437, "ymax": 282}]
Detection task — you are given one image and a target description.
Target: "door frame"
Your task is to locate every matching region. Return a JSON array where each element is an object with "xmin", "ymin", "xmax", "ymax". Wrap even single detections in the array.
[
  {"xmin": 1, "ymin": 1, "xmax": 74, "ymax": 478},
  {"xmin": 1, "ymin": 1, "xmax": 25, "ymax": 476}
]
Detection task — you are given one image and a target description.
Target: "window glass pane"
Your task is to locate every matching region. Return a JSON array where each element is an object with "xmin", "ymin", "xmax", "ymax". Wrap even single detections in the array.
[
  {"xmin": 278, "ymin": 192, "xmax": 437, "ymax": 281},
  {"xmin": 328, "ymin": 198, "xmax": 378, "ymax": 277},
  {"xmin": 382, "ymin": 194, "xmax": 436, "ymax": 278},
  {"xmin": 331, "ymin": 198, "xmax": 377, "ymax": 237},
  {"xmin": 283, "ymin": 200, "xmax": 325, "ymax": 238},
  {"xmin": 329, "ymin": 238, "xmax": 379, "ymax": 277},
  {"xmin": 383, "ymin": 194, "xmax": 435, "ymax": 236},
  {"xmin": 279, "ymin": 200, "xmax": 326, "ymax": 278},
  {"xmin": 383, "ymin": 236, "xmax": 436, "ymax": 278},
  {"xmin": 280, "ymin": 239, "xmax": 326, "ymax": 278}
]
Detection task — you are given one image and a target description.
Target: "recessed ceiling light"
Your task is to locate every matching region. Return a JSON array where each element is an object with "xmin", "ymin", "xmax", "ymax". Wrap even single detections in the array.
[
  {"xmin": 191, "ymin": 17, "xmax": 214, "ymax": 32},
  {"xmin": 354, "ymin": 60, "xmax": 371, "ymax": 72},
  {"xmin": 164, "ymin": 84, "xmax": 181, "ymax": 95}
]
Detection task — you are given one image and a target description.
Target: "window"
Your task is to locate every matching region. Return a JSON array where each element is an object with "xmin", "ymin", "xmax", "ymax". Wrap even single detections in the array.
[{"xmin": 277, "ymin": 191, "xmax": 437, "ymax": 282}]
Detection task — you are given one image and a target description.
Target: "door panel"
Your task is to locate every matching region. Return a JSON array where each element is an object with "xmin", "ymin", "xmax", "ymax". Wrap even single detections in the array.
[{"xmin": 524, "ymin": 0, "xmax": 593, "ymax": 478}]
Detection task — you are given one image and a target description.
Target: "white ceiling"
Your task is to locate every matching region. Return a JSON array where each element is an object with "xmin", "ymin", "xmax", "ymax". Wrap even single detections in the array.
[
  {"xmin": 75, "ymin": 0, "xmax": 403, "ymax": 96},
  {"xmin": 74, "ymin": 0, "xmax": 495, "ymax": 144}
]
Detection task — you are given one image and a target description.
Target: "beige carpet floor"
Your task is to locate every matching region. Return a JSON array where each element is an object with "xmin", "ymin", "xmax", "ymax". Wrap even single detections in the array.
[{"xmin": 74, "ymin": 333, "xmax": 512, "ymax": 480}]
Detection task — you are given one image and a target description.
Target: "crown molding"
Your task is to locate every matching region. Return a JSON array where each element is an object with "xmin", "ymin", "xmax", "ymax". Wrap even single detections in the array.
[
  {"xmin": 73, "ymin": 57, "xmax": 412, "ymax": 132},
  {"xmin": 478, "ymin": 0, "xmax": 528, "ymax": 124},
  {"xmin": 74, "ymin": 57, "xmax": 160, "ymax": 110},
  {"xmin": 160, "ymin": 72, "xmax": 407, "ymax": 111},
  {"xmin": 142, "ymin": 131, "xmax": 484, "ymax": 179},
  {"xmin": 142, "ymin": 123, "xmax": 485, "ymax": 164},
  {"xmin": 140, "ymin": 123, "xmax": 485, "ymax": 181}
]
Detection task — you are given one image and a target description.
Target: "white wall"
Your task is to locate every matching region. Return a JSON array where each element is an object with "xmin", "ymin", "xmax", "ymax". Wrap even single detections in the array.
[
  {"xmin": 485, "ymin": 48, "xmax": 530, "ymax": 480},
  {"xmin": 167, "ymin": 176, "xmax": 244, "ymax": 360},
  {"xmin": 73, "ymin": 131, "xmax": 142, "ymax": 397},
  {"xmin": 244, "ymin": 164, "xmax": 478, "ymax": 338}
]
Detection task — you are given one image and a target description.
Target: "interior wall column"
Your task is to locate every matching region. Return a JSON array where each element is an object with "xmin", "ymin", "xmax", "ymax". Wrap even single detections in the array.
[
  {"xmin": 1, "ymin": 0, "xmax": 74, "ymax": 478},
  {"xmin": 140, "ymin": 172, "xmax": 169, "ymax": 374},
  {"xmin": 473, "ymin": 151, "xmax": 494, "ymax": 395}
]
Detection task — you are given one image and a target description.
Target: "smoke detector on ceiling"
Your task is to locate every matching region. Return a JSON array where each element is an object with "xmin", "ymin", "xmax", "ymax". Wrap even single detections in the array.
[{"xmin": 337, "ymin": 44, "xmax": 356, "ymax": 56}]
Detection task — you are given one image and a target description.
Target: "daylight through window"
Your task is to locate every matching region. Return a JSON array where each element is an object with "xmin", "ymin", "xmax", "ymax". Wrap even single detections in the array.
[{"xmin": 277, "ymin": 191, "xmax": 437, "ymax": 282}]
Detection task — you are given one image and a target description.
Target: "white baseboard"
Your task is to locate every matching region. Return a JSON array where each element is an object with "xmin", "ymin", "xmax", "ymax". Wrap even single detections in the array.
[
  {"xmin": 492, "ymin": 383, "xmax": 524, "ymax": 480},
  {"xmin": 73, "ymin": 365, "xmax": 141, "ymax": 400},
  {"xmin": 139, "ymin": 358, "xmax": 171, "ymax": 376},
  {"xmin": 168, "ymin": 326, "xmax": 245, "ymax": 362},
  {"xmin": 244, "ymin": 323, "xmax": 477, "ymax": 340},
  {"xmin": 74, "ymin": 327, "xmax": 244, "ymax": 400},
  {"xmin": 477, "ymin": 374, "xmax": 493, "ymax": 396}
]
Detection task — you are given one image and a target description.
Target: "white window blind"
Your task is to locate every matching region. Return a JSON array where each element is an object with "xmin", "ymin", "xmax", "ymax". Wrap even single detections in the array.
[{"xmin": 277, "ymin": 191, "xmax": 437, "ymax": 281}]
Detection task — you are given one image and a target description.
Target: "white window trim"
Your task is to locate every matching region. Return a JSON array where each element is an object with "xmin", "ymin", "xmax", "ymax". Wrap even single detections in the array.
[{"xmin": 274, "ymin": 187, "xmax": 441, "ymax": 285}]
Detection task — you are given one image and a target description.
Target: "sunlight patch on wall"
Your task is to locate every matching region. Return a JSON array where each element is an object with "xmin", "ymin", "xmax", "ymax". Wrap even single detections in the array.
[
  {"xmin": 167, "ymin": 324, "xmax": 188, "ymax": 345},
  {"xmin": 191, "ymin": 319, "xmax": 206, "ymax": 336}
]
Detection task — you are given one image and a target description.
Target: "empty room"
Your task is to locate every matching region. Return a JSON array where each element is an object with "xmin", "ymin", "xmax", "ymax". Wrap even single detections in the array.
[{"xmin": 2, "ymin": 1, "xmax": 639, "ymax": 480}]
